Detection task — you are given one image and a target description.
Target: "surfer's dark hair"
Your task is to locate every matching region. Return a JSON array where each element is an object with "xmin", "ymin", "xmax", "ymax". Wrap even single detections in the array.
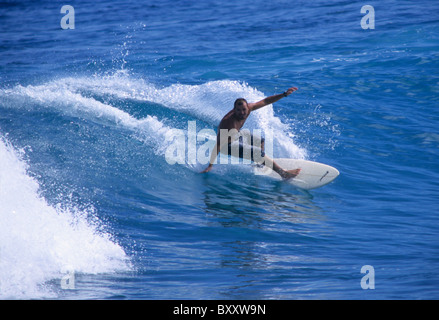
[{"xmin": 234, "ymin": 98, "xmax": 248, "ymax": 109}]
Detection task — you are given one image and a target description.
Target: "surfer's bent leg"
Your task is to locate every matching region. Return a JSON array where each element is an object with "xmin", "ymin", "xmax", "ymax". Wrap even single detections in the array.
[
  {"xmin": 225, "ymin": 135, "xmax": 300, "ymax": 180},
  {"xmin": 253, "ymin": 135, "xmax": 300, "ymax": 180},
  {"xmin": 260, "ymin": 156, "xmax": 300, "ymax": 180}
]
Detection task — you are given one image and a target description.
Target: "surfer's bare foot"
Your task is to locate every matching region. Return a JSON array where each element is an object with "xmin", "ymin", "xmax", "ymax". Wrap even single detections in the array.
[{"xmin": 280, "ymin": 168, "xmax": 301, "ymax": 180}]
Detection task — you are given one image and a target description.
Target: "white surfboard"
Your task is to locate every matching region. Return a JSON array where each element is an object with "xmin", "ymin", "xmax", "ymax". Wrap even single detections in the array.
[{"xmin": 254, "ymin": 158, "xmax": 339, "ymax": 190}]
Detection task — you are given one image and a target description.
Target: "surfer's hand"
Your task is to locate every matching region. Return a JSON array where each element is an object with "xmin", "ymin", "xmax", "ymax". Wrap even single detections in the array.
[
  {"xmin": 200, "ymin": 164, "xmax": 213, "ymax": 173},
  {"xmin": 283, "ymin": 87, "xmax": 298, "ymax": 97}
]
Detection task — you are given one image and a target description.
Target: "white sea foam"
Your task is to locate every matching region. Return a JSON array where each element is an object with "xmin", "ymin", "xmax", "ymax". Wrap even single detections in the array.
[
  {"xmin": 0, "ymin": 73, "xmax": 307, "ymax": 160},
  {"xmin": 0, "ymin": 137, "xmax": 131, "ymax": 299},
  {"xmin": 94, "ymin": 74, "xmax": 306, "ymax": 158}
]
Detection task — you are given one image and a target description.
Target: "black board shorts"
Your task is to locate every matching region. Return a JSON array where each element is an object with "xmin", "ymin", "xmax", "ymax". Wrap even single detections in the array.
[{"xmin": 226, "ymin": 135, "xmax": 265, "ymax": 162}]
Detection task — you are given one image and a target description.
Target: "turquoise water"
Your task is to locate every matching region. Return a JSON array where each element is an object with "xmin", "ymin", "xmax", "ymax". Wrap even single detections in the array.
[{"xmin": 1, "ymin": 0, "xmax": 438, "ymax": 299}]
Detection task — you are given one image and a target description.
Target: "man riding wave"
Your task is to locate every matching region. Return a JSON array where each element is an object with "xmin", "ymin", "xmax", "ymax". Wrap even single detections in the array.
[{"xmin": 201, "ymin": 86, "xmax": 301, "ymax": 180}]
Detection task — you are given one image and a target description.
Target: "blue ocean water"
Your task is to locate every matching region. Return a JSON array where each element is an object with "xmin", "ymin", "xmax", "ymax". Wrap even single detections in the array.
[{"xmin": 1, "ymin": 0, "xmax": 438, "ymax": 299}]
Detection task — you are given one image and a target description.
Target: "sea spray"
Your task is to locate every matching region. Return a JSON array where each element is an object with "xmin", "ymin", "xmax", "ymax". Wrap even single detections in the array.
[
  {"xmin": 0, "ymin": 74, "xmax": 307, "ymax": 164},
  {"xmin": 0, "ymin": 137, "xmax": 131, "ymax": 299}
]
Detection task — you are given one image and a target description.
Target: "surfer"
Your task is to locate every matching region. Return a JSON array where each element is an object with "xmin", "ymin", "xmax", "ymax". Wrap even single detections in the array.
[{"xmin": 201, "ymin": 87, "xmax": 301, "ymax": 180}]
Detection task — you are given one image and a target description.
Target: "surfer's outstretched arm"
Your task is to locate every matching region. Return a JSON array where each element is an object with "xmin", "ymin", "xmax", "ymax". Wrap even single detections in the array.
[
  {"xmin": 249, "ymin": 87, "xmax": 298, "ymax": 112},
  {"xmin": 201, "ymin": 147, "xmax": 218, "ymax": 173},
  {"xmin": 200, "ymin": 134, "xmax": 222, "ymax": 173}
]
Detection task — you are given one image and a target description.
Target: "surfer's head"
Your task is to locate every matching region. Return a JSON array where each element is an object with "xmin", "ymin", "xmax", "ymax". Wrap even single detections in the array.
[{"xmin": 234, "ymin": 98, "xmax": 249, "ymax": 120}]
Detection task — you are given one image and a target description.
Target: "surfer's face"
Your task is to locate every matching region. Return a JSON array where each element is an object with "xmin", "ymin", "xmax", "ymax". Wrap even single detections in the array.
[{"xmin": 234, "ymin": 100, "xmax": 249, "ymax": 120}]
